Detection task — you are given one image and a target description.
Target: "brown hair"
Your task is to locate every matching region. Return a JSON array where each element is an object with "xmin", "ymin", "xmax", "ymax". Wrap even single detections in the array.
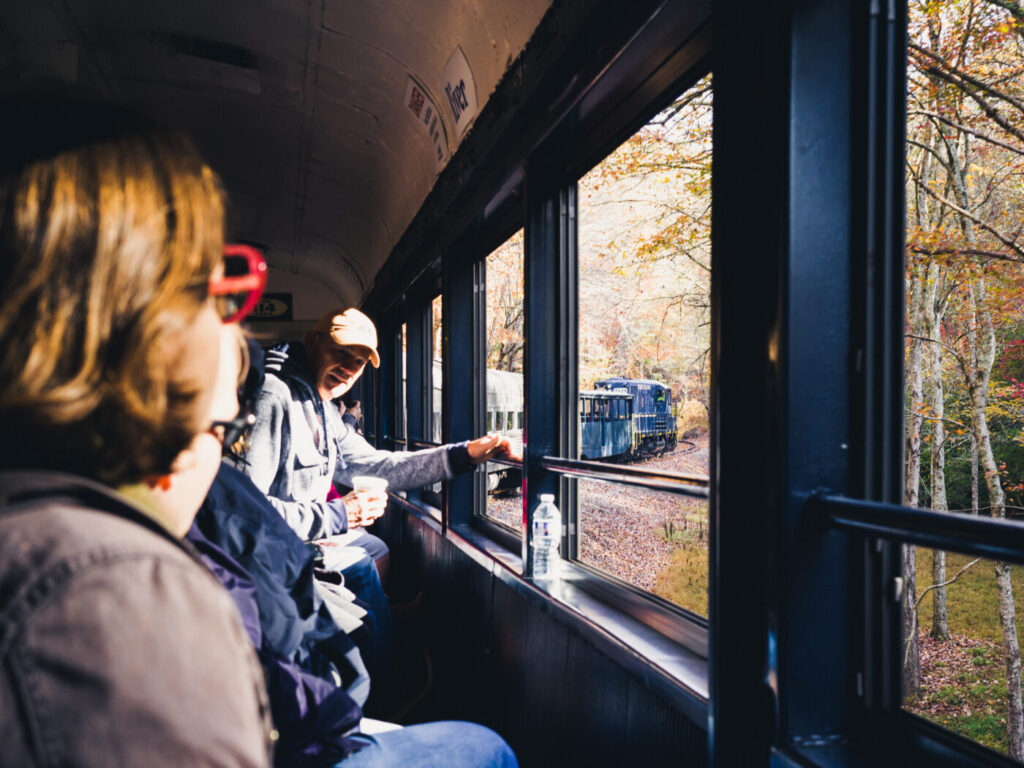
[{"xmin": 0, "ymin": 98, "xmax": 225, "ymax": 484}]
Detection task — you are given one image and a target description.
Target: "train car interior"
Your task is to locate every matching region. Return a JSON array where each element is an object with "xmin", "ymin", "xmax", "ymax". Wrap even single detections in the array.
[{"xmin": 8, "ymin": 0, "xmax": 1024, "ymax": 765}]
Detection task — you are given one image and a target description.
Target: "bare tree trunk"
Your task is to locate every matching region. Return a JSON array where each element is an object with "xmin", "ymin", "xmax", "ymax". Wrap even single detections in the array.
[
  {"xmin": 997, "ymin": 561, "xmax": 1024, "ymax": 760},
  {"xmin": 904, "ymin": 261, "xmax": 927, "ymax": 700},
  {"xmin": 969, "ymin": 292, "xmax": 980, "ymax": 517},
  {"xmin": 926, "ymin": 263, "xmax": 950, "ymax": 640}
]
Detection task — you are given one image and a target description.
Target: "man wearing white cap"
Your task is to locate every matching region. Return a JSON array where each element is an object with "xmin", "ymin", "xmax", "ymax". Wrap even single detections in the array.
[{"xmin": 240, "ymin": 306, "xmax": 510, "ymax": 548}]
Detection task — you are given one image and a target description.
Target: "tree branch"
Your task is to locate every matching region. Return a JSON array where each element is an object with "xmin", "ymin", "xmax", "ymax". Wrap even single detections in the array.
[
  {"xmin": 909, "ymin": 243, "xmax": 1024, "ymax": 264},
  {"xmin": 917, "ymin": 62, "xmax": 1024, "ymax": 149},
  {"xmin": 911, "ymin": 42, "xmax": 1024, "ymax": 117},
  {"xmin": 906, "ymin": 332, "xmax": 972, "ymax": 384},
  {"xmin": 915, "ymin": 558, "xmax": 982, "ymax": 610},
  {"xmin": 907, "ymin": 137, "xmax": 956, "ymax": 176},
  {"xmin": 910, "ymin": 171, "xmax": 1024, "ymax": 260},
  {"xmin": 907, "ymin": 108, "xmax": 1024, "ymax": 156}
]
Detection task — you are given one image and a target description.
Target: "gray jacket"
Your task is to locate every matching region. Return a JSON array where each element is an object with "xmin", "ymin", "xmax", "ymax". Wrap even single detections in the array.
[
  {"xmin": 240, "ymin": 343, "xmax": 469, "ymax": 541},
  {"xmin": 0, "ymin": 471, "xmax": 274, "ymax": 767}
]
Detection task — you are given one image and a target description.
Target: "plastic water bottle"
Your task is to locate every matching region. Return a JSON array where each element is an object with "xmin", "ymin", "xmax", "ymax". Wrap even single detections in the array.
[{"xmin": 532, "ymin": 493, "xmax": 562, "ymax": 580}]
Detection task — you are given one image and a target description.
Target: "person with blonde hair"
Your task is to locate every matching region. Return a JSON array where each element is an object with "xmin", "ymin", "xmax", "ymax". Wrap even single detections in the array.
[{"xmin": 0, "ymin": 97, "xmax": 273, "ymax": 766}]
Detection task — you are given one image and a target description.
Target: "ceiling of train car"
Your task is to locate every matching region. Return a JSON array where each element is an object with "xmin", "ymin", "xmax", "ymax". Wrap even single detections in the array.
[{"xmin": 0, "ymin": 0, "xmax": 551, "ymax": 307}]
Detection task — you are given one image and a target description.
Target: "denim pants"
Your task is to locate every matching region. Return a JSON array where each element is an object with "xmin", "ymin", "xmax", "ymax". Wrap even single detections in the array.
[
  {"xmin": 339, "ymin": 722, "xmax": 518, "ymax": 768},
  {"xmin": 339, "ymin": 546, "xmax": 393, "ymax": 679}
]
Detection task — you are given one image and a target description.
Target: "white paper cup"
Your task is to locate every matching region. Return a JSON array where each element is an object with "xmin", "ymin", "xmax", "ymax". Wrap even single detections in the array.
[
  {"xmin": 350, "ymin": 476, "xmax": 388, "ymax": 526},
  {"xmin": 351, "ymin": 476, "xmax": 388, "ymax": 496}
]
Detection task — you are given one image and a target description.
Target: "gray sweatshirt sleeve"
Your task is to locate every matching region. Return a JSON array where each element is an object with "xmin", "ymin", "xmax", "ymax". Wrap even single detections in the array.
[
  {"xmin": 240, "ymin": 384, "xmax": 338, "ymax": 541},
  {"xmin": 332, "ymin": 426, "xmax": 456, "ymax": 492}
]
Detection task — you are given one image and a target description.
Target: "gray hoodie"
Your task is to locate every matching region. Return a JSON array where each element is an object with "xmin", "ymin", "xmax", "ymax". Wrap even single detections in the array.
[{"xmin": 238, "ymin": 343, "xmax": 470, "ymax": 541}]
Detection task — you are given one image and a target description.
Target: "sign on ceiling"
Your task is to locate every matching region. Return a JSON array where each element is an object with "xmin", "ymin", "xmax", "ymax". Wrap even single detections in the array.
[
  {"xmin": 443, "ymin": 46, "xmax": 478, "ymax": 139},
  {"xmin": 405, "ymin": 77, "xmax": 450, "ymax": 170}
]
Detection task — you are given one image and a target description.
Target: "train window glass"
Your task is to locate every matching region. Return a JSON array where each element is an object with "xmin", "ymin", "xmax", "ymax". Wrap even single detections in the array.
[
  {"xmin": 428, "ymin": 294, "xmax": 443, "ymax": 498},
  {"xmin": 431, "ymin": 295, "xmax": 443, "ymax": 444},
  {"xmin": 484, "ymin": 229, "xmax": 525, "ymax": 533},
  {"xmin": 362, "ymin": 366, "xmax": 376, "ymax": 443},
  {"xmin": 398, "ymin": 323, "xmax": 407, "ymax": 449},
  {"xmin": 574, "ymin": 76, "xmax": 711, "ymax": 609},
  {"xmin": 577, "ymin": 477, "xmax": 708, "ymax": 616},
  {"xmin": 900, "ymin": 1, "xmax": 1024, "ymax": 756}
]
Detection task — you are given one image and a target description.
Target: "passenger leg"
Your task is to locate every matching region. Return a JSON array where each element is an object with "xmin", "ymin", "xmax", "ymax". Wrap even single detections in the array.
[
  {"xmin": 339, "ymin": 722, "xmax": 517, "ymax": 768},
  {"xmin": 343, "ymin": 530, "xmax": 389, "ymax": 560},
  {"xmin": 343, "ymin": 529, "xmax": 390, "ymax": 590},
  {"xmin": 339, "ymin": 550, "xmax": 394, "ymax": 682}
]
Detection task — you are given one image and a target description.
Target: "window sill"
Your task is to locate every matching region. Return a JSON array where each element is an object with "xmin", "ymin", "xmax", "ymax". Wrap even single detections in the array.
[{"xmin": 394, "ymin": 496, "xmax": 709, "ymax": 726}]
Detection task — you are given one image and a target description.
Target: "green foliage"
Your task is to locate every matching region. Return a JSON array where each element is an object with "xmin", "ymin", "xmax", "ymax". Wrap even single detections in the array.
[
  {"xmin": 907, "ymin": 632, "xmax": 1009, "ymax": 755},
  {"xmin": 658, "ymin": 515, "xmax": 707, "ymax": 546},
  {"xmin": 933, "ymin": 712, "xmax": 1008, "ymax": 753},
  {"xmin": 919, "ymin": 418, "xmax": 1024, "ymax": 516},
  {"xmin": 653, "ymin": 542, "xmax": 708, "ymax": 617},
  {"xmin": 915, "ymin": 550, "xmax": 1024, "ymax": 644}
]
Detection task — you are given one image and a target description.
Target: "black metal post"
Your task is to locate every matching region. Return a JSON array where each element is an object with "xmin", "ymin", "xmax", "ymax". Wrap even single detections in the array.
[
  {"xmin": 523, "ymin": 167, "xmax": 569, "ymax": 574},
  {"xmin": 443, "ymin": 245, "xmax": 478, "ymax": 530}
]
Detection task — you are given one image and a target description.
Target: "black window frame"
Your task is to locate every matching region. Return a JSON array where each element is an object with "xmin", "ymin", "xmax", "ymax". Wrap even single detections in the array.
[{"xmin": 511, "ymin": 39, "xmax": 716, "ymax": 653}]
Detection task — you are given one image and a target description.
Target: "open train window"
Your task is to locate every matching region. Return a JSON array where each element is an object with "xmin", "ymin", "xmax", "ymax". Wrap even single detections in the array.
[
  {"xmin": 570, "ymin": 74, "xmax": 711, "ymax": 619},
  {"xmin": 892, "ymin": 1, "xmax": 1024, "ymax": 760},
  {"xmin": 430, "ymin": 295, "xmax": 443, "ymax": 445},
  {"xmin": 398, "ymin": 323, "xmax": 407, "ymax": 450},
  {"xmin": 361, "ymin": 366, "xmax": 376, "ymax": 444},
  {"xmin": 482, "ymin": 228, "xmax": 525, "ymax": 533},
  {"xmin": 425, "ymin": 294, "xmax": 444, "ymax": 502}
]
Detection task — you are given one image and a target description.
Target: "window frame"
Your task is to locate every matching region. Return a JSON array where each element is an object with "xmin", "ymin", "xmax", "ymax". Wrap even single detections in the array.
[
  {"xmin": 435, "ymin": 7, "xmax": 716, "ymax": 651},
  {"xmin": 520, "ymin": 59, "xmax": 717, "ymax": 649}
]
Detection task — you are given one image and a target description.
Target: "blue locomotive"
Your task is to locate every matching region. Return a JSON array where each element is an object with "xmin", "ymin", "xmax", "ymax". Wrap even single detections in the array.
[
  {"xmin": 580, "ymin": 389, "xmax": 634, "ymax": 460},
  {"xmin": 590, "ymin": 377, "xmax": 677, "ymax": 459}
]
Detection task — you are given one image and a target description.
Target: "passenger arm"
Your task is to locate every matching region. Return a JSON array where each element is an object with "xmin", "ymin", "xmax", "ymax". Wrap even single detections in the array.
[{"xmin": 333, "ymin": 430, "xmax": 458, "ymax": 491}]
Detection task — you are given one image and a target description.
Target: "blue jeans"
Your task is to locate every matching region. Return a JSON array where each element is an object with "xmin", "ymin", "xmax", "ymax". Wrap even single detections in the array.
[
  {"xmin": 345, "ymin": 530, "xmax": 389, "ymax": 561},
  {"xmin": 340, "ymin": 548, "xmax": 393, "ymax": 679},
  {"xmin": 340, "ymin": 722, "xmax": 518, "ymax": 768}
]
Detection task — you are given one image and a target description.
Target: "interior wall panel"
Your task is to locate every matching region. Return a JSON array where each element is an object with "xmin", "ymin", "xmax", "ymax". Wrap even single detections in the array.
[{"xmin": 393, "ymin": 509, "xmax": 707, "ymax": 768}]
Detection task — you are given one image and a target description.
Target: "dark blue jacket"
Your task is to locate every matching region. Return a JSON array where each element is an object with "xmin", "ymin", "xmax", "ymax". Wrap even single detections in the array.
[
  {"xmin": 187, "ymin": 525, "xmax": 363, "ymax": 766},
  {"xmin": 195, "ymin": 463, "xmax": 372, "ymax": 683},
  {"xmin": 195, "ymin": 463, "xmax": 320, "ymax": 661}
]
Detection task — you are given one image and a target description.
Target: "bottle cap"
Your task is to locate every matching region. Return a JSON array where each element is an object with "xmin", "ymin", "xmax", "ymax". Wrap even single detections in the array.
[{"xmin": 539, "ymin": 493, "xmax": 555, "ymax": 502}]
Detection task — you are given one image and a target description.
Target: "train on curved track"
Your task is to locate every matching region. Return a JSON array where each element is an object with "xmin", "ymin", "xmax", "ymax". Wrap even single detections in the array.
[
  {"xmin": 582, "ymin": 377, "xmax": 678, "ymax": 460},
  {"xmin": 472, "ymin": 371, "xmax": 677, "ymax": 463}
]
